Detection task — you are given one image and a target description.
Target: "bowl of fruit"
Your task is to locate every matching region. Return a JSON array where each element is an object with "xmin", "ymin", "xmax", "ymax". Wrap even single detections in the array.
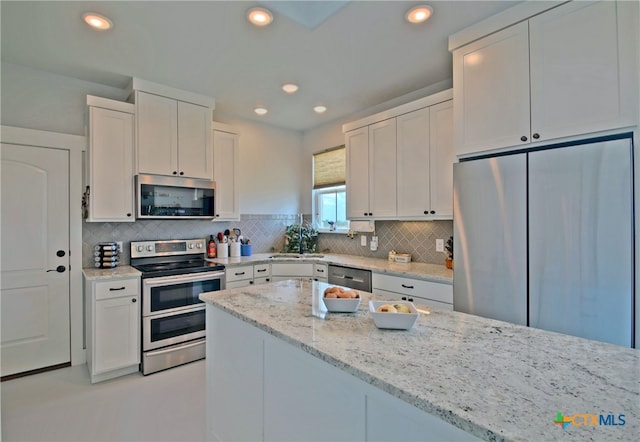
[
  {"xmin": 323, "ymin": 286, "xmax": 361, "ymax": 313},
  {"xmin": 369, "ymin": 300, "xmax": 419, "ymax": 330}
]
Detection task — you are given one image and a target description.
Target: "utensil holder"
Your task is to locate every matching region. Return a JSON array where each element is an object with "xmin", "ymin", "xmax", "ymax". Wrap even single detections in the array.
[
  {"xmin": 241, "ymin": 244, "xmax": 252, "ymax": 256},
  {"xmin": 217, "ymin": 243, "xmax": 228, "ymax": 258},
  {"xmin": 230, "ymin": 242, "xmax": 241, "ymax": 257}
]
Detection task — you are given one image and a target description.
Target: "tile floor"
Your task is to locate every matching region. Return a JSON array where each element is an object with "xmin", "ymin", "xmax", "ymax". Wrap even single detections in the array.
[{"xmin": 1, "ymin": 360, "xmax": 206, "ymax": 442}]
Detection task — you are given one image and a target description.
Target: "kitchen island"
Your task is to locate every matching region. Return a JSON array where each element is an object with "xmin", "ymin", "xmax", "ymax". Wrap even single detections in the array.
[{"xmin": 200, "ymin": 280, "xmax": 639, "ymax": 442}]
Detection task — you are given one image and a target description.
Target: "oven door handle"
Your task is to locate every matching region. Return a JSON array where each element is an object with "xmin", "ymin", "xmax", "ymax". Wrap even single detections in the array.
[
  {"xmin": 143, "ymin": 271, "xmax": 225, "ymax": 287},
  {"xmin": 145, "ymin": 339, "xmax": 205, "ymax": 356}
]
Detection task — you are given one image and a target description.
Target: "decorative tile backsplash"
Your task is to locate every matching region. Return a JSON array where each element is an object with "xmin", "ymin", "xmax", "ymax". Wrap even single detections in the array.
[
  {"xmin": 82, "ymin": 216, "xmax": 453, "ymax": 268},
  {"xmin": 318, "ymin": 220, "xmax": 453, "ymax": 265}
]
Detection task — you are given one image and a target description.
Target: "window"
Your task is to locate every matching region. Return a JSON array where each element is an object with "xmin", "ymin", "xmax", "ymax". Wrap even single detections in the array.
[{"xmin": 313, "ymin": 146, "xmax": 348, "ymax": 232}]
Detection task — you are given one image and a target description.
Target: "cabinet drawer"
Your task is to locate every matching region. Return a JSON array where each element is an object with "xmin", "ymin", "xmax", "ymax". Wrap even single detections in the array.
[
  {"xmin": 372, "ymin": 273, "xmax": 452, "ymax": 305},
  {"xmin": 254, "ymin": 264, "xmax": 271, "ymax": 278},
  {"xmin": 226, "ymin": 279, "xmax": 253, "ymax": 289},
  {"xmin": 254, "ymin": 276, "xmax": 271, "ymax": 285},
  {"xmin": 271, "ymin": 263, "xmax": 313, "ymax": 277},
  {"xmin": 313, "ymin": 264, "xmax": 328, "ymax": 279},
  {"xmin": 226, "ymin": 265, "xmax": 254, "ymax": 283},
  {"xmin": 95, "ymin": 278, "xmax": 140, "ymax": 301}
]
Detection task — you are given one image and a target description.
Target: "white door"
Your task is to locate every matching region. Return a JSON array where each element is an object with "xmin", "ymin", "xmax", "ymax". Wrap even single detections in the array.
[{"xmin": 1, "ymin": 143, "xmax": 70, "ymax": 377}]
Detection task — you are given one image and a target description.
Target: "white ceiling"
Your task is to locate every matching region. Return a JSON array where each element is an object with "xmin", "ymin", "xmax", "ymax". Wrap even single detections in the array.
[{"xmin": 0, "ymin": 1, "xmax": 520, "ymax": 132}]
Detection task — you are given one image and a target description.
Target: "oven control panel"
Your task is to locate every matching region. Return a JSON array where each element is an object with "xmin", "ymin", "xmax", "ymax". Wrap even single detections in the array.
[{"xmin": 131, "ymin": 239, "xmax": 206, "ymax": 258}]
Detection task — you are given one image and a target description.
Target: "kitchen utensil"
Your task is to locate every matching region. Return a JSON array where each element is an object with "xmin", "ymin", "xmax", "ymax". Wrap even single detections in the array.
[{"xmin": 217, "ymin": 232, "xmax": 223, "ymax": 242}]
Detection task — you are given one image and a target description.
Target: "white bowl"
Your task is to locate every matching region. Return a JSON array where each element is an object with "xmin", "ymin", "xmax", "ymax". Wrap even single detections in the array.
[
  {"xmin": 369, "ymin": 300, "xmax": 419, "ymax": 330},
  {"xmin": 323, "ymin": 296, "xmax": 361, "ymax": 313}
]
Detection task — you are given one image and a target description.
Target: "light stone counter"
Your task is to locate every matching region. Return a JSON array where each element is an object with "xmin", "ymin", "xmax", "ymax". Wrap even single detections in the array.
[
  {"xmin": 200, "ymin": 279, "xmax": 639, "ymax": 442},
  {"xmin": 207, "ymin": 252, "xmax": 453, "ymax": 284},
  {"xmin": 82, "ymin": 265, "xmax": 141, "ymax": 280}
]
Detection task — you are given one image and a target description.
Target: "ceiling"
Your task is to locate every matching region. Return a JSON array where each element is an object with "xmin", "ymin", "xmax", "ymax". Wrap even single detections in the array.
[{"xmin": 0, "ymin": 1, "xmax": 521, "ymax": 132}]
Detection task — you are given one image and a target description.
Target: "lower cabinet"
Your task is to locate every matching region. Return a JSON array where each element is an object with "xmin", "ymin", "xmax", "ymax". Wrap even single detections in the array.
[
  {"xmin": 206, "ymin": 306, "xmax": 477, "ymax": 441},
  {"xmin": 226, "ymin": 264, "xmax": 272, "ymax": 288},
  {"xmin": 270, "ymin": 263, "xmax": 313, "ymax": 282},
  {"xmin": 372, "ymin": 273, "xmax": 453, "ymax": 310},
  {"xmin": 313, "ymin": 263, "xmax": 328, "ymax": 282},
  {"xmin": 84, "ymin": 275, "xmax": 140, "ymax": 383}
]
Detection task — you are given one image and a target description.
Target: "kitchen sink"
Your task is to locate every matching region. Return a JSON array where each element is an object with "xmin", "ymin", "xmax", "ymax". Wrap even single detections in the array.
[{"xmin": 268, "ymin": 253, "xmax": 324, "ymax": 259}]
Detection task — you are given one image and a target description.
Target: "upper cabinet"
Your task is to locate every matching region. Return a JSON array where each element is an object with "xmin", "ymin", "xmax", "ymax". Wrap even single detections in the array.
[
  {"xmin": 131, "ymin": 78, "xmax": 215, "ymax": 180},
  {"xmin": 86, "ymin": 96, "xmax": 135, "ymax": 222},
  {"xmin": 212, "ymin": 123, "xmax": 240, "ymax": 221},
  {"xmin": 451, "ymin": 0, "xmax": 638, "ymax": 156},
  {"xmin": 344, "ymin": 89, "xmax": 454, "ymax": 221}
]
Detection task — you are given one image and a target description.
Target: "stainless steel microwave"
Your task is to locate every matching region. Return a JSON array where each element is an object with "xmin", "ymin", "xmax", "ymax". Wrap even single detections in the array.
[{"xmin": 135, "ymin": 174, "xmax": 216, "ymax": 219}]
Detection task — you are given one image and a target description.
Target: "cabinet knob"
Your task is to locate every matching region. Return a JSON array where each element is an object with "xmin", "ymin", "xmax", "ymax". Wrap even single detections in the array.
[
  {"xmin": 126, "ymin": 213, "xmax": 132, "ymax": 217},
  {"xmin": 520, "ymin": 136, "xmax": 528, "ymax": 142},
  {"xmin": 532, "ymin": 133, "xmax": 540, "ymax": 139},
  {"xmin": 364, "ymin": 212, "xmax": 368, "ymax": 216},
  {"xmin": 179, "ymin": 171, "xmax": 184, "ymax": 176},
  {"xmin": 172, "ymin": 171, "xmax": 178, "ymax": 175},
  {"xmin": 424, "ymin": 210, "xmax": 428, "ymax": 215},
  {"xmin": 368, "ymin": 212, "xmax": 373, "ymax": 216},
  {"xmin": 430, "ymin": 210, "xmax": 436, "ymax": 214},
  {"xmin": 132, "ymin": 298, "xmax": 137, "ymax": 303},
  {"xmin": 56, "ymin": 250, "xmax": 66, "ymax": 257}
]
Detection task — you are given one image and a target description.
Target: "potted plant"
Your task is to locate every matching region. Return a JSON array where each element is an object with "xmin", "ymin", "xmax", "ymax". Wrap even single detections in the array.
[{"xmin": 444, "ymin": 236, "xmax": 453, "ymax": 269}]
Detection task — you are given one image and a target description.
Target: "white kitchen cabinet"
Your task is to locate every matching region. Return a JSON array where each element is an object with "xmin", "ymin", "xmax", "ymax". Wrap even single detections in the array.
[
  {"xmin": 253, "ymin": 263, "xmax": 271, "ymax": 285},
  {"xmin": 346, "ymin": 118, "xmax": 397, "ymax": 219},
  {"xmin": 345, "ymin": 126, "xmax": 370, "ymax": 219},
  {"xmin": 372, "ymin": 273, "xmax": 453, "ymax": 310},
  {"xmin": 345, "ymin": 89, "xmax": 454, "ymax": 220},
  {"xmin": 225, "ymin": 265, "xmax": 254, "ymax": 289},
  {"xmin": 453, "ymin": 0, "xmax": 638, "ymax": 156},
  {"xmin": 136, "ymin": 90, "xmax": 213, "ymax": 179},
  {"xmin": 86, "ymin": 96, "xmax": 135, "ymax": 222},
  {"xmin": 226, "ymin": 264, "xmax": 271, "ymax": 287},
  {"xmin": 369, "ymin": 119, "xmax": 397, "ymax": 218},
  {"xmin": 271, "ymin": 263, "xmax": 313, "ymax": 282},
  {"xmin": 84, "ymin": 275, "xmax": 140, "ymax": 383},
  {"xmin": 212, "ymin": 124, "xmax": 240, "ymax": 221},
  {"xmin": 313, "ymin": 263, "xmax": 328, "ymax": 282},
  {"xmin": 396, "ymin": 100, "xmax": 454, "ymax": 218}
]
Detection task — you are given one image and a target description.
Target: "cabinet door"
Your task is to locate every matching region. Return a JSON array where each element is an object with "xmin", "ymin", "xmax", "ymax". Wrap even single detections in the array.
[
  {"xmin": 94, "ymin": 295, "xmax": 140, "ymax": 374},
  {"xmin": 453, "ymin": 21, "xmax": 530, "ymax": 156},
  {"xmin": 213, "ymin": 130, "xmax": 239, "ymax": 220},
  {"xmin": 177, "ymin": 101, "xmax": 213, "ymax": 179},
  {"xmin": 397, "ymin": 107, "xmax": 430, "ymax": 217},
  {"xmin": 429, "ymin": 100, "xmax": 454, "ymax": 217},
  {"xmin": 345, "ymin": 127, "xmax": 370, "ymax": 219},
  {"xmin": 88, "ymin": 107, "xmax": 134, "ymax": 222},
  {"xmin": 369, "ymin": 119, "xmax": 397, "ymax": 218},
  {"xmin": 529, "ymin": 0, "xmax": 638, "ymax": 142},
  {"xmin": 136, "ymin": 91, "xmax": 178, "ymax": 176}
]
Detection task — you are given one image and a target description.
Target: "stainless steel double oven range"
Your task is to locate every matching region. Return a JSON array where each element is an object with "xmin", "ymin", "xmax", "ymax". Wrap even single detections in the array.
[{"xmin": 130, "ymin": 238, "xmax": 225, "ymax": 375}]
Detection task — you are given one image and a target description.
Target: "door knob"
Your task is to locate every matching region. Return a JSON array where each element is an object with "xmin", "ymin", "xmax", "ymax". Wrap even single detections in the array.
[{"xmin": 47, "ymin": 265, "xmax": 66, "ymax": 273}]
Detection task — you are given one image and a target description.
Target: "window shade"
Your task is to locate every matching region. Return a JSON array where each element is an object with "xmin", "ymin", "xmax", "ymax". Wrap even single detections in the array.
[{"xmin": 313, "ymin": 145, "xmax": 346, "ymax": 189}]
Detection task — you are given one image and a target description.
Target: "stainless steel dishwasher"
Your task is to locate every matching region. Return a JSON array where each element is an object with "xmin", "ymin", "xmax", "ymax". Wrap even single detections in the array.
[{"xmin": 328, "ymin": 265, "xmax": 372, "ymax": 292}]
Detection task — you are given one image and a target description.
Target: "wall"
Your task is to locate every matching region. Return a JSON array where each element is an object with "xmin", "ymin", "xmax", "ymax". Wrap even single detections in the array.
[{"xmin": 212, "ymin": 112, "xmax": 304, "ymax": 215}]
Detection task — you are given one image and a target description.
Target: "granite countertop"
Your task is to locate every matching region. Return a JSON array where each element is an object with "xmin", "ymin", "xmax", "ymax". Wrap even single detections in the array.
[
  {"xmin": 82, "ymin": 265, "xmax": 141, "ymax": 280},
  {"xmin": 200, "ymin": 279, "xmax": 639, "ymax": 442},
  {"xmin": 207, "ymin": 253, "xmax": 453, "ymax": 284}
]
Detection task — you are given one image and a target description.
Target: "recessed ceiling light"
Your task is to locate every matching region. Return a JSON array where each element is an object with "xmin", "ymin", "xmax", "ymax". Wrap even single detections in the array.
[
  {"xmin": 313, "ymin": 105, "xmax": 327, "ymax": 114},
  {"xmin": 282, "ymin": 83, "xmax": 299, "ymax": 94},
  {"xmin": 254, "ymin": 106, "xmax": 268, "ymax": 116},
  {"xmin": 247, "ymin": 7, "xmax": 273, "ymax": 27},
  {"xmin": 83, "ymin": 12, "xmax": 113, "ymax": 30},
  {"xmin": 405, "ymin": 5, "xmax": 433, "ymax": 24}
]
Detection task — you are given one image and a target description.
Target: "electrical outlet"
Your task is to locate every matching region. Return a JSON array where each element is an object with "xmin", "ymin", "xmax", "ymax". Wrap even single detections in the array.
[
  {"xmin": 361, "ymin": 235, "xmax": 367, "ymax": 247},
  {"xmin": 436, "ymin": 239, "xmax": 444, "ymax": 252},
  {"xmin": 116, "ymin": 241, "xmax": 123, "ymax": 253}
]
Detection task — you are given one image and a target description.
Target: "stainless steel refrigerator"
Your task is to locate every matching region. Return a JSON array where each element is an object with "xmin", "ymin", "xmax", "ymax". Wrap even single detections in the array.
[{"xmin": 453, "ymin": 135, "xmax": 634, "ymax": 347}]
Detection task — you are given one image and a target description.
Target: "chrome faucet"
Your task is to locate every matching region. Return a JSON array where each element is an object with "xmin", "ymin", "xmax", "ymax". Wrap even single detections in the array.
[{"xmin": 298, "ymin": 213, "xmax": 304, "ymax": 254}]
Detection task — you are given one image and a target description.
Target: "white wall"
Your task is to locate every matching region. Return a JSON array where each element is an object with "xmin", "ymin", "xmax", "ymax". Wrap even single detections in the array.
[
  {"xmin": 213, "ymin": 113, "xmax": 304, "ymax": 215},
  {"xmin": 1, "ymin": 62, "xmax": 129, "ymax": 136}
]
